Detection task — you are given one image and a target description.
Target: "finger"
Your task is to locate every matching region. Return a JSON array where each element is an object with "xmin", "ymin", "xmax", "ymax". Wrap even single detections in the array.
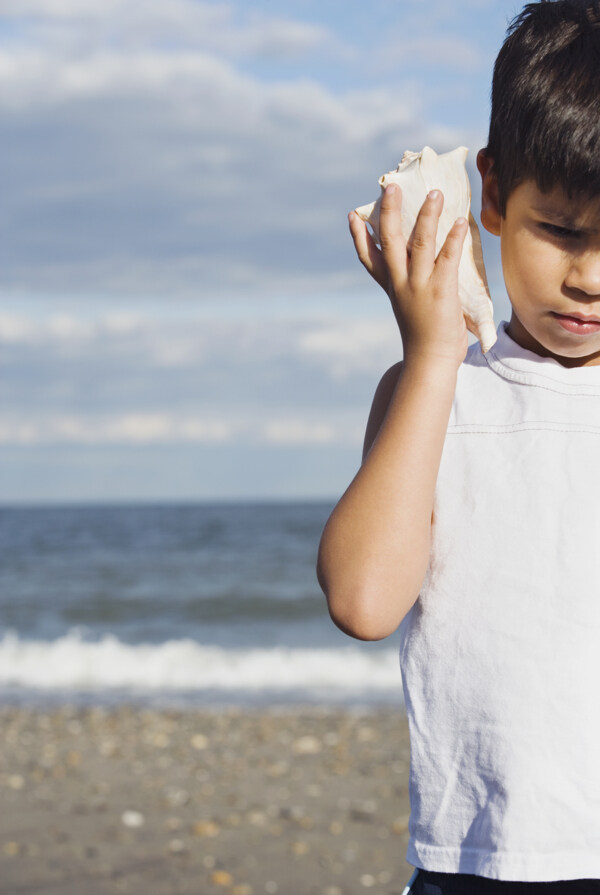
[
  {"xmin": 407, "ymin": 190, "xmax": 443, "ymax": 283},
  {"xmin": 378, "ymin": 184, "xmax": 408, "ymax": 287},
  {"xmin": 434, "ymin": 216, "xmax": 468, "ymax": 279},
  {"xmin": 348, "ymin": 212, "xmax": 388, "ymax": 288}
]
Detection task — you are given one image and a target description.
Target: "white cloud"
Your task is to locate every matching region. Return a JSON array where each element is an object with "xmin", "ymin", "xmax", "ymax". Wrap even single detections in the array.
[
  {"xmin": 298, "ymin": 318, "xmax": 401, "ymax": 379},
  {"xmin": 0, "ymin": 313, "xmax": 39, "ymax": 343},
  {"xmin": 262, "ymin": 419, "xmax": 336, "ymax": 446},
  {"xmin": 0, "ymin": 411, "xmax": 365, "ymax": 448},
  {"xmin": 0, "ymin": 0, "xmax": 481, "ymax": 299},
  {"xmin": 0, "ymin": 305, "xmax": 392, "ymax": 448},
  {"xmin": 0, "ymin": 49, "xmax": 232, "ymax": 108},
  {"xmin": 0, "ymin": 1, "xmax": 336, "ymax": 64},
  {"xmin": 0, "ymin": 0, "xmax": 512, "ymax": 500},
  {"xmin": 0, "ymin": 413, "xmax": 239, "ymax": 445},
  {"xmin": 0, "ymin": 0, "xmax": 124, "ymax": 15},
  {"xmin": 0, "ymin": 311, "xmax": 138, "ymax": 346},
  {"xmin": 0, "ymin": 46, "xmax": 428, "ymax": 294}
]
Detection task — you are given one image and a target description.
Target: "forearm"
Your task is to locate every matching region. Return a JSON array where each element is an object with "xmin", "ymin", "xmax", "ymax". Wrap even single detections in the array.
[
  {"xmin": 319, "ymin": 185, "xmax": 468, "ymax": 639},
  {"xmin": 317, "ymin": 355, "xmax": 458, "ymax": 640}
]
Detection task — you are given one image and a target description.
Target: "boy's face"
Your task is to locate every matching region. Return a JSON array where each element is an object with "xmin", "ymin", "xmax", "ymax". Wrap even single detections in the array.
[{"xmin": 478, "ymin": 153, "xmax": 600, "ymax": 367}]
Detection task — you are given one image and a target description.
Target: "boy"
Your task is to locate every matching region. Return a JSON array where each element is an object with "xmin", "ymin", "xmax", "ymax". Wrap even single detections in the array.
[{"xmin": 317, "ymin": 1, "xmax": 600, "ymax": 891}]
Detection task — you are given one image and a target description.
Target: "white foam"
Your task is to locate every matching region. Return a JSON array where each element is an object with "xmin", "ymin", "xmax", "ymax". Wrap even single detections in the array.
[{"xmin": 0, "ymin": 630, "xmax": 402, "ymax": 698}]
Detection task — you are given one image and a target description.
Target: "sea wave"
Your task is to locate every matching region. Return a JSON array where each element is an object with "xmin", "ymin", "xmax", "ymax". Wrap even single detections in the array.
[{"xmin": 0, "ymin": 630, "xmax": 403, "ymax": 701}]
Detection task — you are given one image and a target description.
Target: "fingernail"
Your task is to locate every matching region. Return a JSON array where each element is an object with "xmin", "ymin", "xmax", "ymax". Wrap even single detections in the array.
[
  {"xmin": 455, "ymin": 216, "xmax": 468, "ymax": 225},
  {"xmin": 385, "ymin": 184, "xmax": 397, "ymax": 196},
  {"xmin": 428, "ymin": 190, "xmax": 440, "ymax": 200}
]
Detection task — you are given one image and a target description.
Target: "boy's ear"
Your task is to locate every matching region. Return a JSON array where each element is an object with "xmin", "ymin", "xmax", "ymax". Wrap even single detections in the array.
[{"xmin": 476, "ymin": 149, "xmax": 502, "ymax": 236}]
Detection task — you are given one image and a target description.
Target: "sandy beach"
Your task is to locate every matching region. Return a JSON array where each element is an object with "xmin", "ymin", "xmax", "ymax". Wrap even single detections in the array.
[{"xmin": 0, "ymin": 704, "xmax": 414, "ymax": 895}]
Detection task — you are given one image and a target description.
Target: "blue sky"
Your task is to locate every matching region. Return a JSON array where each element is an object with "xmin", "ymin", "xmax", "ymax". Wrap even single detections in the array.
[{"xmin": 0, "ymin": 0, "xmax": 519, "ymax": 503}]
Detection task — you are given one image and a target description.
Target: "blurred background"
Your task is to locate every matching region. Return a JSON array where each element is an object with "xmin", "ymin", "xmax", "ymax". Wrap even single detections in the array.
[{"xmin": 0, "ymin": 0, "xmax": 516, "ymax": 706}]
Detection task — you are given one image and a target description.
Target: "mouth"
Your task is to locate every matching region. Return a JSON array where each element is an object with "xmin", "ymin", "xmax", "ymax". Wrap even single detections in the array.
[{"xmin": 551, "ymin": 312, "xmax": 600, "ymax": 334}]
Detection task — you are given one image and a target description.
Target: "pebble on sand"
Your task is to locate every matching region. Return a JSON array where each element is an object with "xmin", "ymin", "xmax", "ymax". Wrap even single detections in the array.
[
  {"xmin": 210, "ymin": 870, "xmax": 234, "ymax": 886},
  {"xmin": 167, "ymin": 838, "xmax": 187, "ymax": 854},
  {"xmin": 231, "ymin": 885, "xmax": 253, "ymax": 895},
  {"xmin": 193, "ymin": 820, "xmax": 220, "ymax": 838},
  {"xmin": 292, "ymin": 736, "xmax": 322, "ymax": 755},
  {"xmin": 121, "ymin": 810, "xmax": 145, "ymax": 828},
  {"xmin": 0, "ymin": 706, "xmax": 415, "ymax": 894},
  {"xmin": 7, "ymin": 774, "xmax": 25, "ymax": 790},
  {"xmin": 392, "ymin": 814, "xmax": 410, "ymax": 834}
]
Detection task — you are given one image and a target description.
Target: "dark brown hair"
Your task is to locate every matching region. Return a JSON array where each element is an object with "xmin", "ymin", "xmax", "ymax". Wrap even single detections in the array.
[{"xmin": 485, "ymin": 0, "xmax": 600, "ymax": 214}]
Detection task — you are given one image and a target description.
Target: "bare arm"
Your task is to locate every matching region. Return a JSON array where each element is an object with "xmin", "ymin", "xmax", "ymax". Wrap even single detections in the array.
[{"xmin": 317, "ymin": 186, "xmax": 468, "ymax": 641}]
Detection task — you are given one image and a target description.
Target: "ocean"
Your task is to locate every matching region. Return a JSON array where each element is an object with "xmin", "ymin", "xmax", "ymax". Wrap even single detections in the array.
[{"xmin": 0, "ymin": 502, "xmax": 404, "ymax": 709}]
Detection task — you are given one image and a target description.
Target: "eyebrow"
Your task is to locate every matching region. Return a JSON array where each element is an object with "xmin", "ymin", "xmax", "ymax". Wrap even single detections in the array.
[{"xmin": 531, "ymin": 203, "xmax": 597, "ymax": 232}]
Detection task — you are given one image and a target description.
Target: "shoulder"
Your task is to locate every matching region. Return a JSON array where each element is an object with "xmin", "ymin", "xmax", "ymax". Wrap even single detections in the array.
[
  {"xmin": 362, "ymin": 362, "xmax": 404, "ymax": 460},
  {"xmin": 374, "ymin": 361, "xmax": 404, "ymax": 399},
  {"xmin": 362, "ymin": 345, "xmax": 488, "ymax": 458}
]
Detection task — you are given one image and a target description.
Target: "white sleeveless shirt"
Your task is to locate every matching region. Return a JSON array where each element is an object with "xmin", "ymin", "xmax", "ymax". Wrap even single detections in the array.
[{"xmin": 399, "ymin": 322, "xmax": 600, "ymax": 882}]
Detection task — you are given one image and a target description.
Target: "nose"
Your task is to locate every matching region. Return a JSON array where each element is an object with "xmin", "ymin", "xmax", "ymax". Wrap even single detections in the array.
[{"xmin": 564, "ymin": 250, "xmax": 600, "ymax": 297}]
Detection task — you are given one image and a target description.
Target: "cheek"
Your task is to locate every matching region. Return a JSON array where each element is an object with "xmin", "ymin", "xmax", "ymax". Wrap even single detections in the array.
[
  {"xmin": 501, "ymin": 234, "xmax": 560, "ymax": 302},
  {"xmin": 500, "ymin": 237, "xmax": 533, "ymax": 299}
]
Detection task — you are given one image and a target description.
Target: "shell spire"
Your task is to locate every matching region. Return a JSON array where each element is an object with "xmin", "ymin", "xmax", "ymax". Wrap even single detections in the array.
[{"xmin": 355, "ymin": 146, "xmax": 496, "ymax": 353}]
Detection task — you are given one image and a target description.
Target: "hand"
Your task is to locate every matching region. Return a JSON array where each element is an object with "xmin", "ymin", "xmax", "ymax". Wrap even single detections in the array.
[{"xmin": 349, "ymin": 185, "xmax": 469, "ymax": 368}]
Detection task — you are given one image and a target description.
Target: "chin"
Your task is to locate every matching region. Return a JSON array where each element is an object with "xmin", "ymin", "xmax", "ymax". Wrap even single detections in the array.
[
  {"xmin": 522, "ymin": 328, "xmax": 600, "ymax": 364},
  {"xmin": 508, "ymin": 314, "xmax": 600, "ymax": 365},
  {"xmin": 543, "ymin": 337, "xmax": 600, "ymax": 365}
]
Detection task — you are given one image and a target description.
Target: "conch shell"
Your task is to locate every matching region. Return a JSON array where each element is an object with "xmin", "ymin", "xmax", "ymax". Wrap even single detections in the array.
[{"xmin": 355, "ymin": 146, "xmax": 496, "ymax": 353}]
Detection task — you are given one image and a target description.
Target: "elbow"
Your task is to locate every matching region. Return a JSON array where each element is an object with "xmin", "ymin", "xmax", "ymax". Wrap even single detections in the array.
[
  {"xmin": 316, "ymin": 540, "xmax": 418, "ymax": 641},
  {"xmin": 330, "ymin": 612, "xmax": 398, "ymax": 642},
  {"xmin": 320, "ymin": 578, "xmax": 408, "ymax": 642}
]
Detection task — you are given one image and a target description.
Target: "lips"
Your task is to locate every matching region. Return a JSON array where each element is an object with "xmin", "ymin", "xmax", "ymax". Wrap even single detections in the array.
[
  {"xmin": 552, "ymin": 312, "xmax": 600, "ymax": 334},
  {"xmin": 554, "ymin": 312, "xmax": 600, "ymax": 323}
]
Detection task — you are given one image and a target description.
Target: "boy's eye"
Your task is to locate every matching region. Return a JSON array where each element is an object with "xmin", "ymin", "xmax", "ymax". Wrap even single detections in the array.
[{"xmin": 539, "ymin": 222, "xmax": 582, "ymax": 240}]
